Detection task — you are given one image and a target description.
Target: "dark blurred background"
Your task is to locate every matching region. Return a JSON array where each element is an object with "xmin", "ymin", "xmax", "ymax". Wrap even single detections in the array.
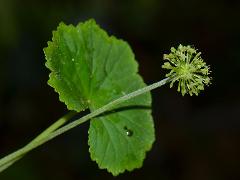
[{"xmin": 0, "ymin": 0, "xmax": 240, "ymax": 179}]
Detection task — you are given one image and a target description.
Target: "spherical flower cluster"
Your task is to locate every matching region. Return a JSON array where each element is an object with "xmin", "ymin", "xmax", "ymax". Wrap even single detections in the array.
[{"xmin": 162, "ymin": 44, "xmax": 211, "ymax": 96}]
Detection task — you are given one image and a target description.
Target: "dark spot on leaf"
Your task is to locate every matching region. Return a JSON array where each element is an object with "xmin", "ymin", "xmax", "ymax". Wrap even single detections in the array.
[{"xmin": 124, "ymin": 126, "xmax": 133, "ymax": 137}]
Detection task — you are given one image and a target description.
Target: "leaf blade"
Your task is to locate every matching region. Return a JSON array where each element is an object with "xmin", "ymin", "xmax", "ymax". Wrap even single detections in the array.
[{"xmin": 44, "ymin": 19, "xmax": 155, "ymax": 175}]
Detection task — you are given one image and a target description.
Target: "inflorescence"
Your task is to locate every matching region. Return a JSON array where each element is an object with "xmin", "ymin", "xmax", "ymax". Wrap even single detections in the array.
[{"xmin": 162, "ymin": 44, "xmax": 211, "ymax": 96}]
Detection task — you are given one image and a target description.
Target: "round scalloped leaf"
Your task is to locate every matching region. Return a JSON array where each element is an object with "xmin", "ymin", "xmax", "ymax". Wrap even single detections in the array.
[{"xmin": 44, "ymin": 19, "xmax": 155, "ymax": 175}]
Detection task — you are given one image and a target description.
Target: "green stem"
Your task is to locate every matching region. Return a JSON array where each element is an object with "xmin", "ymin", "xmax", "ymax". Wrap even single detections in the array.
[
  {"xmin": 0, "ymin": 77, "xmax": 170, "ymax": 173},
  {"xmin": 0, "ymin": 111, "xmax": 77, "ymax": 172}
]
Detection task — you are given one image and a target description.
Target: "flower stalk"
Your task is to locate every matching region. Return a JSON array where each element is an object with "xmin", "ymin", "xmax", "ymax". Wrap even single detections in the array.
[{"xmin": 0, "ymin": 44, "xmax": 211, "ymax": 173}]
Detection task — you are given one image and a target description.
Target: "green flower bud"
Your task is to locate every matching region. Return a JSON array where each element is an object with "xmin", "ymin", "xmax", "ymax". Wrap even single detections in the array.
[{"xmin": 162, "ymin": 44, "xmax": 211, "ymax": 96}]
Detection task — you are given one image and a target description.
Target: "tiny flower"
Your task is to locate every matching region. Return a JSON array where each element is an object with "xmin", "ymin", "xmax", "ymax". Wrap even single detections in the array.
[{"xmin": 162, "ymin": 44, "xmax": 211, "ymax": 96}]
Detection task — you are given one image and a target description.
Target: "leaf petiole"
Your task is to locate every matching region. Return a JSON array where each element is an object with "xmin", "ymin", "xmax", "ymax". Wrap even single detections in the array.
[{"xmin": 0, "ymin": 111, "xmax": 77, "ymax": 172}]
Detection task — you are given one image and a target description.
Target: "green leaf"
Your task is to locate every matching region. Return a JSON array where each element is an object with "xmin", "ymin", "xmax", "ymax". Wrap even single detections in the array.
[{"xmin": 44, "ymin": 19, "xmax": 155, "ymax": 175}]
